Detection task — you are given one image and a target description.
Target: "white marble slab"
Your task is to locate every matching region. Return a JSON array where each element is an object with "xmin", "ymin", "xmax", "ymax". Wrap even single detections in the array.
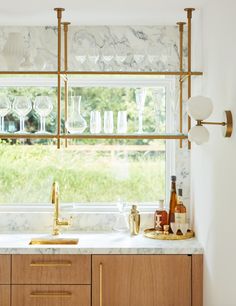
[{"xmin": 0, "ymin": 232, "xmax": 203, "ymax": 255}]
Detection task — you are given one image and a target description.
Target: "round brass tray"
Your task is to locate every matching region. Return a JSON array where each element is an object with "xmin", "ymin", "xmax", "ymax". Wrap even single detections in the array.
[{"xmin": 144, "ymin": 228, "xmax": 194, "ymax": 240}]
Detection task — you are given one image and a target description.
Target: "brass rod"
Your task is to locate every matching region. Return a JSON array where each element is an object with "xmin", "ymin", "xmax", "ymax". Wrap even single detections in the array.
[
  {"xmin": 54, "ymin": 8, "xmax": 65, "ymax": 149},
  {"xmin": 0, "ymin": 134, "xmax": 57, "ymax": 139},
  {"xmin": 62, "ymin": 71, "xmax": 203, "ymax": 76},
  {"xmin": 0, "ymin": 71, "xmax": 203, "ymax": 76},
  {"xmin": 0, "ymin": 71, "xmax": 58, "ymax": 75},
  {"xmin": 62, "ymin": 22, "xmax": 70, "ymax": 148},
  {"xmin": 177, "ymin": 22, "xmax": 186, "ymax": 148},
  {"xmin": 185, "ymin": 8, "xmax": 195, "ymax": 150},
  {"xmin": 0, "ymin": 133, "xmax": 188, "ymax": 140},
  {"xmin": 201, "ymin": 121, "xmax": 226, "ymax": 126},
  {"xmin": 59, "ymin": 134, "xmax": 188, "ymax": 140}
]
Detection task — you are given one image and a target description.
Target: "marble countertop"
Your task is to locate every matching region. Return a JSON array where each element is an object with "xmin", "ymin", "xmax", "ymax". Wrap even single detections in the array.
[{"xmin": 0, "ymin": 232, "xmax": 203, "ymax": 255}]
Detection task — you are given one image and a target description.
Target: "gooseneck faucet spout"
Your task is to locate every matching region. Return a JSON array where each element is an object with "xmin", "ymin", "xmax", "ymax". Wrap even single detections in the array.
[{"xmin": 51, "ymin": 181, "xmax": 71, "ymax": 235}]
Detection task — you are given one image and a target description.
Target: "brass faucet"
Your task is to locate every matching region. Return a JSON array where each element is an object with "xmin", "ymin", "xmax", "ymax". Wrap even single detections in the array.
[{"xmin": 51, "ymin": 181, "xmax": 71, "ymax": 235}]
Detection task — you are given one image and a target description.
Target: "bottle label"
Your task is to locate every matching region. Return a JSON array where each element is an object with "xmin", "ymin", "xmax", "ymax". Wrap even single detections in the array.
[{"xmin": 175, "ymin": 213, "xmax": 186, "ymax": 224}]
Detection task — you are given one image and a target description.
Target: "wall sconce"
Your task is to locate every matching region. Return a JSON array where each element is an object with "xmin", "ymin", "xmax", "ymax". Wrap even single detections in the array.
[{"xmin": 187, "ymin": 96, "xmax": 233, "ymax": 145}]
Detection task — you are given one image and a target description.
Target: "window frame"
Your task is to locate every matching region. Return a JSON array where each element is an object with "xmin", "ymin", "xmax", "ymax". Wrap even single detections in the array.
[{"xmin": 0, "ymin": 75, "xmax": 176, "ymax": 212}]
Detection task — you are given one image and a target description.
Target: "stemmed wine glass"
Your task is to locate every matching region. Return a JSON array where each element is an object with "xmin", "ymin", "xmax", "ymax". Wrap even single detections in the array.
[
  {"xmin": 34, "ymin": 96, "xmax": 53, "ymax": 134},
  {"xmin": 13, "ymin": 96, "xmax": 32, "ymax": 134},
  {"xmin": 0, "ymin": 96, "xmax": 11, "ymax": 133},
  {"xmin": 135, "ymin": 88, "xmax": 146, "ymax": 133}
]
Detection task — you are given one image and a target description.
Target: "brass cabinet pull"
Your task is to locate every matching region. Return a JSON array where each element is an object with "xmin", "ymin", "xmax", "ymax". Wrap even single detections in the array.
[
  {"xmin": 100, "ymin": 263, "xmax": 103, "ymax": 306},
  {"xmin": 30, "ymin": 291, "xmax": 72, "ymax": 298},
  {"xmin": 30, "ymin": 261, "xmax": 72, "ymax": 267}
]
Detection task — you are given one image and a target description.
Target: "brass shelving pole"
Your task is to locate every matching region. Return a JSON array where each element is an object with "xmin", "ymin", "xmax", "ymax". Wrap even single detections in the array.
[
  {"xmin": 62, "ymin": 22, "xmax": 71, "ymax": 148},
  {"xmin": 185, "ymin": 8, "xmax": 195, "ymax": 150},
  {"xmin": 177, "ymin": 22, "xmax": 186, "ymax": 149},
  {"xmin": 54, "ymin": 8, "xmax": 64, "ymax": 149}
]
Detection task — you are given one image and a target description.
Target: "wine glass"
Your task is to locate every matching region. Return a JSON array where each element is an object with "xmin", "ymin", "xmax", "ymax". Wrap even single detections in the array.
[
  {"xmin": 34, "ymin": 96, "xmax": 53, "ymax": 134},
  {"xmin": 0, "ymin": 96, "xmax": 11, "ymax": 133},
  {"xmin": 135, "ymin": 88, "xmax": 146, "ymax": 133},
  {"xmin": 13, "ymin": 96, "xmax": 32, "ymax": 134}
]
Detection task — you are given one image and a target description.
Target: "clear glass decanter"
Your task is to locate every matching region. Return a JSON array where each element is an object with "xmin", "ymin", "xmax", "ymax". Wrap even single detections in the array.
[{"xmin": 66, "ymin": 96, "xmax": 87, "ymax": 134}]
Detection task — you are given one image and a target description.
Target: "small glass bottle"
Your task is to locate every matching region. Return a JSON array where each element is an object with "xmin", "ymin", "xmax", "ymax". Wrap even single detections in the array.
[
  {"xmin": 174, "ymin": 189, "xmax": 187, "ymax": 224},
  {"xmin": 154, "ymin": 200, "xmax": 168, "ymax": 231}
]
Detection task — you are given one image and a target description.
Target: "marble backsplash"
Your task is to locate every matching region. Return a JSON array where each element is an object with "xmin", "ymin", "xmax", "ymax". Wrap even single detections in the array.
[
  {"xmin": 0, "ymin": 25, "xmax": 187, "ymax": 72},
  {"xmin": 0, "ymin": 211, "xmax": 154, "ymax": 233}
]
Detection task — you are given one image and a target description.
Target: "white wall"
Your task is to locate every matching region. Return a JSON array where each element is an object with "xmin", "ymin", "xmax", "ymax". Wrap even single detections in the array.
[{"xmin": 192, "ymin": 1, "xmax": 236, "ymax": 305}]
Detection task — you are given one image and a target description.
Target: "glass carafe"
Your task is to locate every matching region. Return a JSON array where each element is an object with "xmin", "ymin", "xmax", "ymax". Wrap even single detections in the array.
[{"xmin": 66, "ymin": 96, "xmax": 87, "ymax": 134}]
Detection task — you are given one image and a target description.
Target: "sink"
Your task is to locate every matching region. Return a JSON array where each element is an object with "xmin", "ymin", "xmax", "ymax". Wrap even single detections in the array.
[{"xmin": 29, "ymin": 237, "xmax": 79, "ymax": 245}]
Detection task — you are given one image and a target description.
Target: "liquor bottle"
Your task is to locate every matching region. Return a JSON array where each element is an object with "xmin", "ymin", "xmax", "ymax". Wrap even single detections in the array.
[
  {"xmin": 154, "ymin": 200, "xmax": 168, "ymax": 231},
  {"xmin": 175, "ymin": 189, "xmax": 187, "ymax": 224},
  {"xmin": 168, "ymin": 175, "xmax": 178, "ymax": 226}
]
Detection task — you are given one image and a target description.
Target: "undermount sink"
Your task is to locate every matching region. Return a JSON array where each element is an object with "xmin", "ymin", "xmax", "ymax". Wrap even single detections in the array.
[{"xmin": 29, "ymin": 237, "xmax": 79, "ymax": 245}]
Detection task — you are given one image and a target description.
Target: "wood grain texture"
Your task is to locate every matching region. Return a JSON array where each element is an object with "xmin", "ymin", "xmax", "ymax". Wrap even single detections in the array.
[
  {"xmin": 12, "ymin": 285, "xmax": 91, "ymax": 306},
  {"xmin": 12, "ymin": 255, "xmax": 91, "ymax": 284},
  {"xmin": 192, "ymin": 255, "xmax": 203, "ymax": 306},
  {"xmin": 92, "ymin": 255, "xmax": 191, "ymax": 306},
  {"xmin": 0, "ymin": 285, "xmax": 10, "ymax": 306},
  {"xmin": 0, "ymin": 255, "xmax": 11, "ymax": 284}
]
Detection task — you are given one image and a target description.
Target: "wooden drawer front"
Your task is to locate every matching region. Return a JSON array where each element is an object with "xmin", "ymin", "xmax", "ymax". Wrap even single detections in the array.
[
  {"xmin": 12, "ymin": 255, "xmax": 91, "ymax": 284},
  {"xmin": 92, "ymin": 255, "xmax": 191, "ymax": 306},
  {"xmin": 0, "ymin": 255, "xmax": 11, "ymax": 284},
  {"xmin": 12, "ymin": 285, "xmax": 91, "ymax": 306},
  {"xmin": 0, "ymin": 285, "xmax": 10, "ymax": 306}
]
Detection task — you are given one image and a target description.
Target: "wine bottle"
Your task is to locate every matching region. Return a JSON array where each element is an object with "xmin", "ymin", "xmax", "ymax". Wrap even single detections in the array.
[{"xmin": 168, "ymin": 175, "xmax": 178, "ymax": 227}]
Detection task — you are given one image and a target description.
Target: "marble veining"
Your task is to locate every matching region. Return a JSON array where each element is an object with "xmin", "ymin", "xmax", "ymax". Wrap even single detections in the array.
[{"xmin": 0, "ymin": 232, "xmax": 203, "ymax": 255}]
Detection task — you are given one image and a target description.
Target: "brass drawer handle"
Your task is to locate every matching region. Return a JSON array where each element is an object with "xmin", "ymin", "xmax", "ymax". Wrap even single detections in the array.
[
  {"xmin": 30, "ymin": 291, "xmax": 72, "ymax": 298},
  {"xmin": 100, "ymin": 263, "xmax": 103, "ymax": 306},
  {"xmin": 30, "ymin": 261, "xmax": 72, "ymax": 267}
]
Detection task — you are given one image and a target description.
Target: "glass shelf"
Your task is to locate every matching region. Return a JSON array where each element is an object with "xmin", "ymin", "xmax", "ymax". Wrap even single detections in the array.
[{"xmin": 0, "ymin": 133, "xmax": 188, "ymax": 140}]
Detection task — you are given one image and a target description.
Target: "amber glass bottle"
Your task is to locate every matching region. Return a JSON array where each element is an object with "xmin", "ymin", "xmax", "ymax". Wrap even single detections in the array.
[
  {"xmin": 168, "ymin": 176, "xmax": 178, "ymax": 226},
  {"xmin": 175, "ymin": 189, "xmax": 187, "ymax": 224},
  {"xmin": 154, "ymin": 200, "xmax": 168, "ymax": 231}
]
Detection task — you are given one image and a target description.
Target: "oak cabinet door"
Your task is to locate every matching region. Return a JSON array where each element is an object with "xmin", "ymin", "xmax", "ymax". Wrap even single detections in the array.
[
  {"xmin": 0, "ymin": 285, "xmax": 10, "ymax": 306},
  {"xmin": 0, "ymin": 255, "xmax": 11, "ymax": 284},
  {"xmin": 92, "ymin": 255, "xmax": 191, "ymax": 306}
]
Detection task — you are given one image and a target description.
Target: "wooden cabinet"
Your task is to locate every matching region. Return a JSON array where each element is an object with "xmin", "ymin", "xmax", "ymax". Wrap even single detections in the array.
[
  {"xmin": 92, "ymin": 255, "xmax": 193, "ymax": 306},
  {"xmin": 0, "ymin": 285, "xmax": 10, "ymax": 306},
  {"xmin": 0, "ymin": 255, "xmax": 11, "ymax": 284},
  {"xmin": 12, "ymin": 285, "xmax": 91, "ymax": 306},
  {"xmin": 12, "ymin": 255, "xmax": 91, "ymax": 284},
  {"xmin": 1, "ymin": 254, "xmax": 203, "ymax": 306}
]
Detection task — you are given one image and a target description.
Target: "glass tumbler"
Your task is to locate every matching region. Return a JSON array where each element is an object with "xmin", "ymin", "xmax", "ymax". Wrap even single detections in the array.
[
  {"xmin": 117, "ymin": 111, "xmax": 127, "ymax": 133},
  {"xmin": 90, "ymin": 110, "xmax": 101, "ymax": 134},
  {"xmin": 104, "ymin": 111, "xmax": 114, "ymax": 134}
]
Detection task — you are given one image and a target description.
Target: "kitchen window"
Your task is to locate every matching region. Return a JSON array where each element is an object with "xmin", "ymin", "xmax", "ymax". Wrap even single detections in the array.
[{"xmin": 0, "ymin": 75, "xmax": 176, "ymax": 208}]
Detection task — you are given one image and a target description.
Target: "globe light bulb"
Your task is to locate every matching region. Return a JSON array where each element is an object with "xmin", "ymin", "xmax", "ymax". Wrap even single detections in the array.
[
  {"xmin": 187, "ymin": 96, "xmax": 213, "ymax": 120},
  {"xmin": 188, "ymin": 125, "xmax": 210, "ymax": 145}
]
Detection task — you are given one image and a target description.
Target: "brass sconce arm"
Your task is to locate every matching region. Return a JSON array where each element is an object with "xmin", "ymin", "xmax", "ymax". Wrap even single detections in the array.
[{"xmin": 196, "ymin": 110, "xmax": 233, "ymax": 137}]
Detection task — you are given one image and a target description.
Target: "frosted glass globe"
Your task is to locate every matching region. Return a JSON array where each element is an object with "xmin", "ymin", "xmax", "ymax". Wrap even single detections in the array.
[
  {"xmin": 187, "ymin": 96, "xmax": 213, "ymax": 120},
  {"xmin": 188, "ymin": 125, "xmax": 210, "ymax": 145}
]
